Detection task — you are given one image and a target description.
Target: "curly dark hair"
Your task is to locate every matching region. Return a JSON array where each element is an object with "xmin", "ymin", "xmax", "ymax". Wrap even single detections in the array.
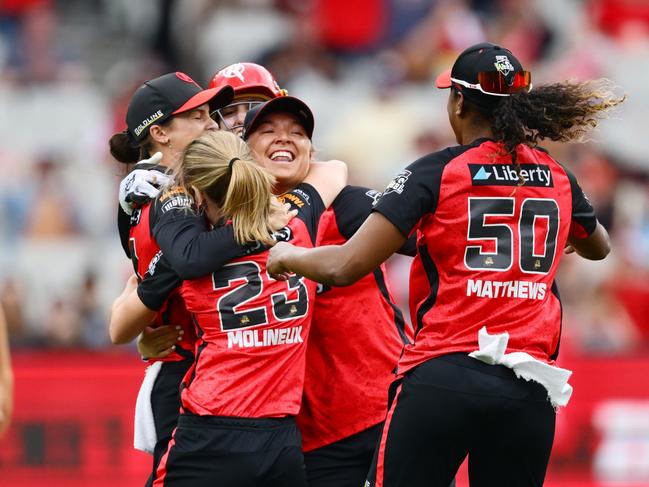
[{"xmin": 460, "ymin": 79, "xmax": 625, "ymax": 185}]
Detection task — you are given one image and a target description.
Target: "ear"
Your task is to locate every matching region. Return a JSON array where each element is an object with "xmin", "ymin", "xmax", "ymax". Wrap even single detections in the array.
[
  {"xmin": 189, "ymin": 185, "xmax": 204, "ymax": 206},
  {"xmin": 454, "ymin": 90, "xmax": 465, "ymax": 117},
  {"xmin": 149, "ymin": 124, "xmax": 169, "ymax": 145}
]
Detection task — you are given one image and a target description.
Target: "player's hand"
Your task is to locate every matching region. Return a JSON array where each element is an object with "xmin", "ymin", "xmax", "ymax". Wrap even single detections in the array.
[
  {"xmin": 119, "ymin": 153, "xmax": 172, "ymax": 215},
  {"xmin": 267, "ymin": 241, "xmax": 297, "ymax": 281},
  {"xmin": 268, "ymin": 197, "xmax": 297, "ymax": 232},
  {"xmin": 137, "ymin": 325, "xmax": 183, "ymax": 359},
  {"xmin": 0, "ymin": 373, "xmax": 13, "ymax": 437},
  {"xmin": 564, "ymin": 245, "xmax": 576, "ymax": 255}
]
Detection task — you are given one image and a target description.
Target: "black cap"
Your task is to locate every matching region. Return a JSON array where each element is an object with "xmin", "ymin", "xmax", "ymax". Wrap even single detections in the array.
[
  {"xmin": 242, "ymin": 96, "xmax": 314, "ymax": 140},
  {"xmin": 126, "ymin": 72, "xmax": 234, "ymax": 142},
  {"xmin": 435, "ymin": 42, "xmax": 525, "ymax": 90}
]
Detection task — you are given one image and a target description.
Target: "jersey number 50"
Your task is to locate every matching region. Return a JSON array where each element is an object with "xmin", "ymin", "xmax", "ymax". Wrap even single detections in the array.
[
  {"xmin": 464, "ymin": 197, "xmax": 559, "ymax": 274},
  {"xmin": 212, "ymin": 261, "xmax": 309, "ymax": 331}
]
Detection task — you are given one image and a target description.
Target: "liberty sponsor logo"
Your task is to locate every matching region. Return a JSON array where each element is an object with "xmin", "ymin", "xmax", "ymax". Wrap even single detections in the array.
[
  {"xmin": 227, "ymin": 326, "xmax": 303, "ymax": 348},
  {"xmin": 468, "ymin": 164, "xmax": 553, "ymax": 187},
  {"xmin": 134, "ymin": 109, "xmax": 164, "ymax": 137},
  {"xmin": 467, "ymin": 279, "xmax": 547, "ymax": 300},
  {"xmin": 384, "ymin": 170, "xmax": 412, "ymax": 195}
]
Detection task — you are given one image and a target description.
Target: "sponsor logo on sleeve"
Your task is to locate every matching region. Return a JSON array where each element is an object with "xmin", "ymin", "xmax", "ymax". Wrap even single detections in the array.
[
  {"xmin": 384, "ymin": 170, "xmax": 412, "ymax": 195},
  {"xmin": 278, "ymin": 192, "xmax": 306, "ymax": 209},
  {"xmin": 365, "ymin": 189, "xmax": 382, "ymax": 206},
  {"xmin": 468, "ymin": 164, "xmax": 553, "ymax": 187},
  {"xmin": 160, "ymin": 194, "xmax": 194, "ymax": 214},
  {"xmin": 147, "ymin": 250, "xmax": 163, "ymax": 276}
]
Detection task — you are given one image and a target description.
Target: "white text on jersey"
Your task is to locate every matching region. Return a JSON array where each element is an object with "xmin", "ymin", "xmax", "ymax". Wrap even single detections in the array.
[
  {"xmin": 227, "ymin": 326, "xmax": 303, "ymax": 348},
  {"xmin": 466, "ymin": 279, "xmax": 547, "ymax": 300}
]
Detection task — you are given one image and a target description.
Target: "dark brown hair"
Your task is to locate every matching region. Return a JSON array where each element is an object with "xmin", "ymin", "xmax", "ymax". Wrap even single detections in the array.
[
  {"xmin": 108, "ymin": 118, "xmax": 174, "ymax": 165},
  {"xmin": 459, "ymin": 79, "xmax": 625, "ymax": 183},
  {"xmin": 491, "ymin": 79, "xmax": 625, "ymax": 158}
]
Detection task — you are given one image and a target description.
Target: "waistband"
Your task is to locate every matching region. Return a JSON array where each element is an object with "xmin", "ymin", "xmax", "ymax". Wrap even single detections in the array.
[
  {"xmin": 158, "ymin": 358, "xmax": 193, "ymax": 373},
  {"xmin": 179, "ymin": 413, "xmax": 296, "ymax": 430},
  {"xmin": 437, "ymin": 353, "xmax": 518, "ymax": 380}
]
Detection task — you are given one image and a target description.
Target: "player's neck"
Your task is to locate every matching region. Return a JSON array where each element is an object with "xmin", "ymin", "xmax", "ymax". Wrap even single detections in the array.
[{"xmin": 458, "ymin": 121, "xmax": 493, "ymax": 146}]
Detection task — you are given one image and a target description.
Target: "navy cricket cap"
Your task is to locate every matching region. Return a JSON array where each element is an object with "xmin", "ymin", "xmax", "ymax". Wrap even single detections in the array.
[
  {"xmin": 435, "ymin": 43, "xmax": 531, "ymax": 103},
  {"xmin": 126, "ymin": 72, "xmax": 234, "ymax": 143},
  {"xmin": 242, "ymin": 96, "xmax": 314, "ymax": 140}
]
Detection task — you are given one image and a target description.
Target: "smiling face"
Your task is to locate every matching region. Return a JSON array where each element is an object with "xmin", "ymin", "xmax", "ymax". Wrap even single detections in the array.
[{"xmin": 245, "ymin": 111, "xmax": 311, "ymax": 194}]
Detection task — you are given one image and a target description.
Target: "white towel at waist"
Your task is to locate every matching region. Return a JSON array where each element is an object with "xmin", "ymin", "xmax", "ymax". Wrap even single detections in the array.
[
  {"xmin": 468, "ymin": 326, "xmax": 573, "ymax": 408},
  {"xmin": 134, "ymin": 360, "xmax": 163, "ymax": 454}
]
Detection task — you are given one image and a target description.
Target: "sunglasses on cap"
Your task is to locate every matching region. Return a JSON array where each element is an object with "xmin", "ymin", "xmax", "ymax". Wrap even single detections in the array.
[{"xmin": 451, "ymin": 71, "xmax": 532, "ymax": 97}]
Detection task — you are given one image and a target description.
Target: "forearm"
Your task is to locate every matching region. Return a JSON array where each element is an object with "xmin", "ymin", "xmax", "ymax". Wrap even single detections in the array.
[
  {"xmin": 568, "ymin": 222, "xmax": 611, "ymax": 260},
  {"xmin": 283, "ymin": 244, "xmax": 369, "ymax": 287},
  {"xmin": 277, "ymin": 213, "xmax": 408, "ymax": 286},
  {"xmin": 109, "ymin": 288, "xmax": 156, "ymax": 344}
]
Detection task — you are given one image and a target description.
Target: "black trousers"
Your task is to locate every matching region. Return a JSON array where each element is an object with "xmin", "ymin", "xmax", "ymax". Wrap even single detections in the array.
[
  {"xmin": 304, "ymin": 423, "xmax": 383, "ymax": 487},
  {"xmin": 153, "ymin": 414, "xmax": 307, "ymax": 487},
  {"xmin": 366, "ymin": 354, "xmax": 556, "ymax": 487},
  {"xmin": 144, "ymin": 360, "xmax": 192, "ymax": 487}
]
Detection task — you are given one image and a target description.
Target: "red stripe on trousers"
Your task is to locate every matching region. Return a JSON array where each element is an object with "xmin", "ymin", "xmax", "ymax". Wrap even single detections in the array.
[
  {"xmin": 376, "ymin": 384, "xmax": 403, "ymax": 487},
  {"xmin": 152, "ymin": 426, "xmax": 178, "ymax": 487}
]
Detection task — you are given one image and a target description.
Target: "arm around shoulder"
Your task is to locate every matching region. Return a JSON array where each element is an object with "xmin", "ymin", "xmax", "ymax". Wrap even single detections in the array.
[{"xmin": 303, "ymin": 160, "xmax": 348, "ymax": 208}]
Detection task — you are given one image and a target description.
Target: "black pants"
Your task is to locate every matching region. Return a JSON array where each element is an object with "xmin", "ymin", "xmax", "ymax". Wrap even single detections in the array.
[
  {"xmin": 366, "ymin": 354, "xmax": 556, "ymax": 487},
  {"xmin": 144, "ymin": 360, "xmax": 192, "ymax": 487},
  {"xmin": 304, "ymin": 423, "xmax": 383, "ymax": 487},
  {"xmin": 153, "ymin": 414, "xmax": 307, "ymax": 487}
]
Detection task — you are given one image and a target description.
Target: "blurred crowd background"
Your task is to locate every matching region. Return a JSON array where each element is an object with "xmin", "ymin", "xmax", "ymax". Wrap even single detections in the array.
[
  {"xmin": 1, "ymin": 0, "xmax": 649, "ymax": 484},
  {"xmin": 0, "ymin": 0, "xmax": 647, "ymax": 356}
]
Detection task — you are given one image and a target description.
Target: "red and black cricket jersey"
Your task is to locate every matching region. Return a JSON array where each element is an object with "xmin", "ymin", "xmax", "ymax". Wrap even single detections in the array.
[
  {"xmin": 373, "ymin": 138, "xmax": 599, "ymax": 375},
  {"xmin": 139, "ymin": 184, "xmax": 326, "ymax": 418},
  {"xmin": 298, "ymin": 186, "xmax": 413, "ymax": 452},
  {"xmin": 126, "ymin": 194, "xmax": 196, "ymax": 363}
]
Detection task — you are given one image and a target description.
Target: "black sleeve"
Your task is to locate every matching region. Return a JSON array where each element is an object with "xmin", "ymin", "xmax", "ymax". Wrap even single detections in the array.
[
  {"xmin": 150, "ymin": 188, "xmax": 260, "ymax": 280},
  {"xmin": 277, "ymin": 183, "xmax": 326, "ymax": 245},
  {"xmin": 117, "ymin": 205, "xmax": 131, "ymax": 258},
  {"xmin": 562, "ymin": 165, "xmax": 598, "ymax": 238},
  {"xmin": 136, "ymin": 252, "xmax": 182, "ymax": 311},
  {"xmin": 372, "ymin": 149, "xmax": 457, "ymax": 237},
  {"xmin": 332, "ymin": 186, "xmax": 417, "ymax": 256}
]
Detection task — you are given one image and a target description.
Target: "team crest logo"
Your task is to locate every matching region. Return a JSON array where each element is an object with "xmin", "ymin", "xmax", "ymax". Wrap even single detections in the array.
[
  {"xmin": 383, "ymin": 170, "xmax": 412, "ymax": 195},
  {"xmin": 218, "ymin": 63, "xmax": 246, "ymax": 82},
  {"xmin": 494, "ymin": 55, "xmax": 514, "ymax": 77}
]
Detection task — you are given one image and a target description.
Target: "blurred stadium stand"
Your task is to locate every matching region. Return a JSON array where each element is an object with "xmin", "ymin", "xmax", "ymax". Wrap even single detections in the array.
[{"xmin": 0, "ymin": 0, "xmax": 648, "ymax": 485}]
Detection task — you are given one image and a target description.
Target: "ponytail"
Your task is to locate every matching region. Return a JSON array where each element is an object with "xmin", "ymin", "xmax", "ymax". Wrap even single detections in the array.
[
  {"xmin": 180, "ymin": 131, "xmax": 276, "ymax": 246},
  {"xmin": 109, "ymin": 132, "xmax": 140, "ymax": 164},
  {"xmin": 490, "ymin": 79, "xmax": 625, "ymax": 163}
]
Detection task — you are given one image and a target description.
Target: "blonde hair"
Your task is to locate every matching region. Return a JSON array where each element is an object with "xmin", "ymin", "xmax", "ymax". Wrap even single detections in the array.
[{"xmin": 179, "ymin": 131, "xmax": 276, "ymax": 245}]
